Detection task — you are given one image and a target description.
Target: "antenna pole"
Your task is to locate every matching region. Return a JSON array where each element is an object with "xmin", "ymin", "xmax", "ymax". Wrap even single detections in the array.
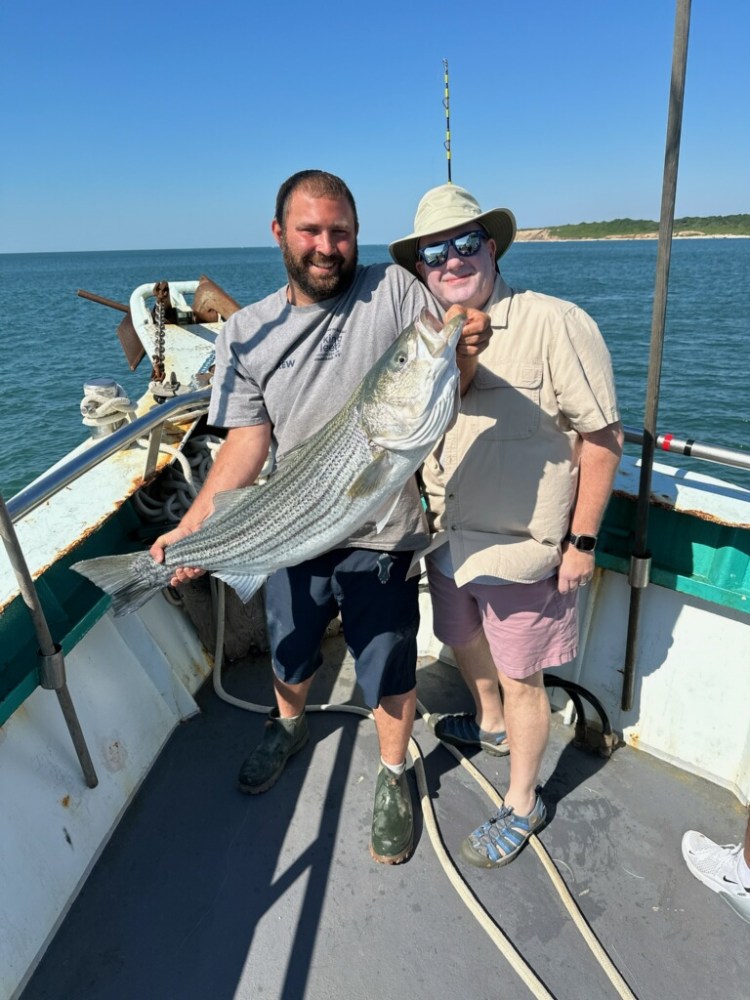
[
  {"xmin": 443, "ymin": 59, "xmax": 452, "ymax": 182},
  {"xmin": 620, "ymin": 0, "xmax": 692, "ymax": 713}
]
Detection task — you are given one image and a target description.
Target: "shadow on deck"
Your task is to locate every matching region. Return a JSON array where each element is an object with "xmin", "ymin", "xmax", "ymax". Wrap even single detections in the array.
[{"xmin": 21, "ymin": 636, "xmax": 748, "ymax": 1000}]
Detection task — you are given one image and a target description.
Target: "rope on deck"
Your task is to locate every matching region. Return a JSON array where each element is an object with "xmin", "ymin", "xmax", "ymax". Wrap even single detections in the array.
[{"xmin": 209, "ymin": 579, "xmax": 638, "ymax": 1000}]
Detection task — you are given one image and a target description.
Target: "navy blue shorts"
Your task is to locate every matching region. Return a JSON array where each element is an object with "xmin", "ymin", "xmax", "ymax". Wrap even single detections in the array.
[{"xmin": 264, "ymin": 548, "xmax": 419, "ymax": 709}]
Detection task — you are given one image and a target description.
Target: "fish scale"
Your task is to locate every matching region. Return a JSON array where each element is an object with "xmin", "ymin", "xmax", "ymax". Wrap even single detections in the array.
[{"xmin": 166, "ymin": 411, "xmax": 375, "ymax": 571}]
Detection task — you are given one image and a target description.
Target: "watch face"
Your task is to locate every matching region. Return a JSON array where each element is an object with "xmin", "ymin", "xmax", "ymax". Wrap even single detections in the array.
[{"xmin": 574, "ymin": 534, "xmax": 597, "ymax": 552}]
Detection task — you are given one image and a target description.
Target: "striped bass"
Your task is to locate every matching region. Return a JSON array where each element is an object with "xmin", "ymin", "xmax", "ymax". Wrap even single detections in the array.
[{"xmin": 72, "ymin": 308, "xmax": 464, "ymax": 616}]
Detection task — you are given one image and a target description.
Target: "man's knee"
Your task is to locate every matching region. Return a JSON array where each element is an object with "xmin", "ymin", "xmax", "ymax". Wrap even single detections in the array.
[
  {"xmin": 500, "ymin": 669, "xmax": 546, "ymax": 699},
  {"xmin": 376, "ymin": 687, "xmax": 417, "ymax": 716}
]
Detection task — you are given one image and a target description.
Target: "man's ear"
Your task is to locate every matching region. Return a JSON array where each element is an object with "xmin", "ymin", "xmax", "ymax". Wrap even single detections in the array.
[{"xmin": 271, "ymin": 219, "xmax": 283, "ymax": 247}]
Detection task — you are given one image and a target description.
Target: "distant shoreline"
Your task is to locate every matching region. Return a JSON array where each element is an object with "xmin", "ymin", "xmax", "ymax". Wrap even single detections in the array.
[{"xmin": 516, "ymin": 229, "xmax": 750, "ymax": 243}]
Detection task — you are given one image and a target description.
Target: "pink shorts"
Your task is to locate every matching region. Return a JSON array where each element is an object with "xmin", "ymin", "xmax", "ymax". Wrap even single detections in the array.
[{"xmin": 427, "ymin": 566, "xmax": 579, "ymax": 679}]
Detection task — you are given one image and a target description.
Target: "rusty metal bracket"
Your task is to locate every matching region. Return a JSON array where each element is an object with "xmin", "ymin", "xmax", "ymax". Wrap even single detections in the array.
[
  {"xmin": 144, "ymin": 422, "xmax": 165, "ymax": 480},
  {"xmin": 0, "ymin": 495, "xmax": 98, "ymax": 788}
]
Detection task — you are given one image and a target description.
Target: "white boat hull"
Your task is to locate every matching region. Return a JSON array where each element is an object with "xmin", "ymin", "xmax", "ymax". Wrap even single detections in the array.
[{"xmin": 0, "ymin": 599, "xmax": 211, "ymax": 998}]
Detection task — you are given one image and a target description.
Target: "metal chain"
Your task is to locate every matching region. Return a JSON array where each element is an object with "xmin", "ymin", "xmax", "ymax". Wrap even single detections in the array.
[{"xmin": 153, "ymin": 299, "xmax": 166, "ymax": 384}]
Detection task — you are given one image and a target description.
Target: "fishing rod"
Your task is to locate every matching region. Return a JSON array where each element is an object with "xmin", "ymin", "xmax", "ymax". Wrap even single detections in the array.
[{"xmin": 443, "ymin": 58, "xmax": 452, "ymax": 182}]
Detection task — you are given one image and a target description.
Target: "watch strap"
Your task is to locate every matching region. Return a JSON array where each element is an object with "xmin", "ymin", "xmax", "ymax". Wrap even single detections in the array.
[{"xmin": 567, "ymin": 531, "xmax": 598, "ymax": 552}]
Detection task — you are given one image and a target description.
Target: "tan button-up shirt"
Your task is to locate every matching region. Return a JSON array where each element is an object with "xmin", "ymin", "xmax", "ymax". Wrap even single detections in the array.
[{"xmin": 418, "ymin": 275, "xmax": 620, "ymax": 586}]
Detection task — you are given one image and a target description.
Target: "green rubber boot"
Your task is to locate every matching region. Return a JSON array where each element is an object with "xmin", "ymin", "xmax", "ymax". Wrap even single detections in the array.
[
  {"xmin": 237, "ymin": 710, "xmax": 309, "ymax": 794},
  {"xmin": 369, "ymin": 765, "xmax": 414, "ymax": 864}
]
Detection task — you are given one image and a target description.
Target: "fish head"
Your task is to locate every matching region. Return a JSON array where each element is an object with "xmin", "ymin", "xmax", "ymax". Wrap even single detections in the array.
[{"xmin": 360, "ymin": 309, "xmax": 464, "ymax": 453}]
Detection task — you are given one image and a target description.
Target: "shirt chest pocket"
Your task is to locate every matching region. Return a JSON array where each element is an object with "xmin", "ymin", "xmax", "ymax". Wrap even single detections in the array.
[{"xmin": 463, "ymin": 362, "xmax": 542, "ymax": 440}]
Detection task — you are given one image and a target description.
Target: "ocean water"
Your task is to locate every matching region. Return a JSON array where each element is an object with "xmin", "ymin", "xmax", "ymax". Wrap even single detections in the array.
[{"xmin": 1, "ymin": 239, "xmax": 748, "ymax": 500}]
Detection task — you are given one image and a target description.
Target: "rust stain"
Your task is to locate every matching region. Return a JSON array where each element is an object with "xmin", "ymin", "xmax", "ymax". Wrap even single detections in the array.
[
  {"xmin": 1, "ymin": 593, "xmax": 21, "ymax": 615},
  {"xmin": 611, "ymin": 488, "xmax": 750, "ymax": 529},
  {"xmin": 0, "ymin": 703, "xmax": 26, "ymax": 725},
  {"xmin": 1, "ymin": 437, "xmax": 196, "ymax": 613},
  {"xmin": 32, "ymin": 508, "xmax": 129, "ymax": 575},
  {"xmin": 61, "ymin": 795, "xmax": 71, "ymax": 808},
  {"xmin": 670, "ymin": 507, "xmax": 750, "ymax": 529}
]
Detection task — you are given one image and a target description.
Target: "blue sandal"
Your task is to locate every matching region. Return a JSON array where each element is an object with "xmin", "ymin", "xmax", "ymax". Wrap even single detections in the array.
[
  {"xmin": 429, "ymin": 712, "xmax": 510, "ymax": 756},
  {"xmin": 460, "ymin": 795, "xmax": 547, "ymax": 868}
]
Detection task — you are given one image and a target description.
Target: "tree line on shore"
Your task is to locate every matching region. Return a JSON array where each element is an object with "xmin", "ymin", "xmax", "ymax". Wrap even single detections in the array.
[{"xmin": 543, "ymin": 215, "xmax": 750, "ymax": 239}]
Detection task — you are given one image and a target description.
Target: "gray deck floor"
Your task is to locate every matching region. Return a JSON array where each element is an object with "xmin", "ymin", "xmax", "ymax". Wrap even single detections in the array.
[{"xmin": 21, "ymin": 636, "xmax": 748, "ymax": 1000}]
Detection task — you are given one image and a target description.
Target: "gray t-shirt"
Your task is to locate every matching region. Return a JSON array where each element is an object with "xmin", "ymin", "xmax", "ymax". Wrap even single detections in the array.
[{"xmin": 208, "ymin": 262, "xmax": 437, "ymax": 551}]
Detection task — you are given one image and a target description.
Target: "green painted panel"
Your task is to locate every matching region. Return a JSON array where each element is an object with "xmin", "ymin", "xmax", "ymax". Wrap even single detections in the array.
[
  {"xmin": 0, "ymin": 502, "xmax": 145, "ymax": 725},
  {"xmin": 3, "ymin": 483, "xmax": 748, "ymax": 726},
  {"xmin": 598, "ymin": 494, "xmax": 750, "ymax": 614}
]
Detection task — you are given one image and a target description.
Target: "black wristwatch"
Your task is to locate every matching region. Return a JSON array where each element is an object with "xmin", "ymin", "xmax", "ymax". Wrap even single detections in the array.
[{"xmin": 567, "ymin": 531, "xmax": 598, "ymax": 552}]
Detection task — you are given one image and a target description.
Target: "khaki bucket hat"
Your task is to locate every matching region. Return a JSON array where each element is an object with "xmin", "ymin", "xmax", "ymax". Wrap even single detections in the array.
[{"xmin": 389, "ymin": 183, "xmax": 516, "ymax": 278}]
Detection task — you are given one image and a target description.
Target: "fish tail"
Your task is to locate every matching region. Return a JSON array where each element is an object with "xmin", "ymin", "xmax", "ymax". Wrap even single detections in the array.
[{"xmin": 71, "ymin": 553, "xmax": 168, "ymax": 617}]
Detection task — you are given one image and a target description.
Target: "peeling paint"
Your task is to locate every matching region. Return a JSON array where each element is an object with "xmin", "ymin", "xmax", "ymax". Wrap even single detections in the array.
[
  {"xmin": 0, "ymin": 425, "xmax": 197, "ymax": 612},
  {"xmin": 611, "ymin": 488, "xmax": 750, "ymax": 528}
]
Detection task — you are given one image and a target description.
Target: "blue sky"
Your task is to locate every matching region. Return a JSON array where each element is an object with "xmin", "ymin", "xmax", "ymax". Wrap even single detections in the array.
[{"xmin": 1, "ymin": 0, "xmax": 747, "ymax": 252}]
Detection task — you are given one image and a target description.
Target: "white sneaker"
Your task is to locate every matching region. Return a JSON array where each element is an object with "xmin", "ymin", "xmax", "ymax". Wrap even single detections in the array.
[{"xmin": 681, "ymin": 830, "xmax": 750, "ymax": 925}]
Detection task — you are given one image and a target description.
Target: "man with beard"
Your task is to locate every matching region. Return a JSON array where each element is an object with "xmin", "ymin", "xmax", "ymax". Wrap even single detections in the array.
[{"xmin": 151, "ymin": 170, "xmax": 488, "ymax": 864}]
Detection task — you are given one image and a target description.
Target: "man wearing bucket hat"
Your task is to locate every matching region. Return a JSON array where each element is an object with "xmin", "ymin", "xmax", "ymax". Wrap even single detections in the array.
[{"xmin": 391, "ymin": 184, "xmax": 623, "ymax": 868}]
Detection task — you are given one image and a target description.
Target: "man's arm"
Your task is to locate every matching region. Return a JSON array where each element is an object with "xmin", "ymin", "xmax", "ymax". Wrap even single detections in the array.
[
  {"xmin": 149, "ymin": 423, "xmax": 272, "ymax": 584},
  {"xmin": 558, "ymin": 420, "xmax": 624, "ymax": 593}
]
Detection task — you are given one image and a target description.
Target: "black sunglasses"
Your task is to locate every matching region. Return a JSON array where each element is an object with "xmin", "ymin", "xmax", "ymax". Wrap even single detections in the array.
[{"xmin": 417, "ymin": 229, "xmax": 487, "ymax": 268}]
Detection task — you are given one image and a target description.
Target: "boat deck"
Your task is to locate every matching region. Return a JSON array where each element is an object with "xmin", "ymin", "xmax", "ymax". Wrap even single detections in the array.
[{"xmin": 20, "ymin": 636, "xmax": 747, "ymax": 1000}]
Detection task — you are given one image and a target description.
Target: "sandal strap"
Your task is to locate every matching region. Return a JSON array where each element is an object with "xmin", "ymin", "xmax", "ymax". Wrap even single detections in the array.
[
  {"xmin": 468, "ymin": 798, "xmax": 546, "ymax": 864},
  {"xmin": 436, "ymin": 712, "xmax": 507, "ymax": 746}
]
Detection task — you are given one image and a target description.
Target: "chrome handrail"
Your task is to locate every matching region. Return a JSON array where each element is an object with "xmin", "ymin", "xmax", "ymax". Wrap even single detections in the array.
[
  {"xmin": 623, "ymin": 424, "xmax": 750, "ymax": 473},
  {"xmin": 7, "ymin": 388, "xmax": 211, "ymax": 524},
  {"xmin": 6, "ymin": 401, "xmax": 747, "ymax": 528}
]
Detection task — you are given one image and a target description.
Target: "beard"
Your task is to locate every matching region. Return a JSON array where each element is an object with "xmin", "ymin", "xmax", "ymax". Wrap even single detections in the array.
[{"xmin": 280, "ymin": 237, "xmax": 358, "ymax": 302}]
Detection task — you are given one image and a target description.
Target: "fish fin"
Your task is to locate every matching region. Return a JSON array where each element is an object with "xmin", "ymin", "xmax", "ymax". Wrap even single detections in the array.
[
  {"xmin": 214, "ymin": 571, "xmax": 267, "ymax": 604},
  {"xmin": 71, "ymin": 554, "xmax": 165, "ymax": 617},
  {"xmin": 347, "ymin": 451, "xmax": 395, "ymax": 499},
  {"xmin": 370, "ymin": 489, "xmax": 403, "ymax": 533},
  {"xmin": 211, "ymin": 485, "xmax": 258, "ymax": 517},
  {"xmin": 274, "ymin": 436, "xmax": 312, "ymax": 464}
]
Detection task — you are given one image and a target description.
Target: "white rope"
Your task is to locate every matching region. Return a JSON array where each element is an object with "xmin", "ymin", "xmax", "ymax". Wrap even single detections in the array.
[
  {"xmin": 80, "ymin": 384, "xmax": 137, "ymax": 428},
  {"xmin": 131, "ymin": 433, "xmax": 223, "ymax": 524},
  {"xmin": 206, "ymin": 580, "xmax": 637, "ymax": 1000}
]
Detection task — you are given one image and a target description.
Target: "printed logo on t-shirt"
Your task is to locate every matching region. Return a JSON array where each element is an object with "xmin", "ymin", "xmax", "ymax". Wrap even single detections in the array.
[
  {"xmin": 277, "ymin": 358, "xmax": 296, "ymax": 370},
  {"xmin": 315, "ymin": 328, "xmax": 343, "ymax": 361}
]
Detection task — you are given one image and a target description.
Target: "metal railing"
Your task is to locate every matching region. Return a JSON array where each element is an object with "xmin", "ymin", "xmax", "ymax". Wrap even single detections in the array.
[
  {"xmin": 6, "ymin": 388, "xmax": 211, "ymax": 524},
  {"xmin": 623, "ymin": 424, "xmax": 750, "ymax": 473},
  {"xmin": 1, "ymin": 388, "xmax": 210, "ymax": 788},
  {"xmin": 7, "ymin": 405, "xmax": 747, "ymax": 529}
]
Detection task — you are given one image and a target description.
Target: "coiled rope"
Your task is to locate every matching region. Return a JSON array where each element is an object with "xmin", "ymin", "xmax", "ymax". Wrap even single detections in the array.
[
  {"xmin": 131, "ymin": 433, "xmax": 224, "ymax": 525},
  {"xmin": 79, "ymin": 382, "xmax": 137, "ymax": 429}
]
